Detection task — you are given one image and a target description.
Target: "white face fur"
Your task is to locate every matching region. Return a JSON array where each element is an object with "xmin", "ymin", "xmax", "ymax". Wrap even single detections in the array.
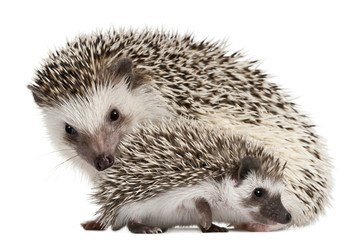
[
  {"xmin": 235, "ymin": 172, "xmax": 287, "ymax": 224},
  {"xmin": 203, "ymin": 172, "xmax": 288, "ymax": 225},
  {"xmin": 42, "ymin": 80, "xmax": 171, "ymax": 175}
]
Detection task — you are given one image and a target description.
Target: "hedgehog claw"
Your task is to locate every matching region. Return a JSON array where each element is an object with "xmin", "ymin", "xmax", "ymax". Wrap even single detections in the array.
[
  {"xmin": 81, "ymin": 220, "xmax": 105, "ymax": 231},
  {"xmin": 142, "ymin": 226, "xmax": 163, "ymax": 234},
  {"xmin": 127, "ymin": 220, "xmax": 164, "ymax": 234},
  {"xmin": 200, "ymin": 223, "xmax": 228, "ymax": 233}
]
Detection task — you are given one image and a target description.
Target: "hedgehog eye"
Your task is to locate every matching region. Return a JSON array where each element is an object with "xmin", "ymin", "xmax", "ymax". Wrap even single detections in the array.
[
  {"xmin": 109, "ymin": 109, "xmax": 120, "ymax": 122},
  {"xmin": 65, "ymin": 124, "xmax": 77, "ymax": 135},
  {"xmin": 254, "ymin": 188, "xmax": 263, "ymax": 198}
]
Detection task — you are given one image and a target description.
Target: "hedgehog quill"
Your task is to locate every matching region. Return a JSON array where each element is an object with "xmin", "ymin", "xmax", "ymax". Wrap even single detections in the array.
[{"xmin": 28, "ymin": 28, "xmax": 332, "ymax": 229}]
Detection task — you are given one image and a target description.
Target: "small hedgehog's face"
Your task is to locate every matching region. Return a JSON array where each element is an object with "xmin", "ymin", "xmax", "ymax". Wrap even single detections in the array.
[
  {"xmin": 236, "ymin": 157, "xmax": 292, "ymax": 226},
  {"xmin": 30, "ymin": 58, "xmax": 169, "ymax": 172}
]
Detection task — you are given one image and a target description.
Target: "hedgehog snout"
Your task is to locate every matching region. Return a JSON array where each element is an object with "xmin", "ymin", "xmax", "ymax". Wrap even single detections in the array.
[
  {"xmin": 260, "ymin": 197, "xmax": 292, "ymax": 225},
  {"xmin": 94, "ymin": 154, "xmax": 114, "ymax": 171},
  {"xmin": 285, "ymin": 212, "xmax": 292, "ymax": 224},
  {"xmin": 82, "ymin": 126, "xmax": 121, "ymax": 171}
]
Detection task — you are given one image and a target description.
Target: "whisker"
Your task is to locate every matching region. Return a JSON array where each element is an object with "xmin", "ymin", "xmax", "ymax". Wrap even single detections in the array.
[
  {"xmin": 46, "ymin": 149, "xmax": 74, "ymax": 155},
  {"xmin": 49, "ymin": 154, "xmax": 79, "ymax": 176},
  {"xmin": 34, "ymin": 149, "xmax": 75, "ymax": 161},
  {"xmin": 59, "ymin": 154, "xmax": 79, "ymax": 167}
]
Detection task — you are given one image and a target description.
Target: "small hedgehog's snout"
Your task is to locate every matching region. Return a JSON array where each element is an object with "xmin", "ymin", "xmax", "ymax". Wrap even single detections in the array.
[
  {"xmin": 273, "ymin": 209, "xmax": 292, "ymax": 225},
  {"xmin": 94, "ymin": 154, "xmax": 114, "ymax": 171},
  {"xmin": 285, "ymin": 212, "xmax": 292, "ymax": 224},
  {"xmin": 258, "ymin": 195, "xmax": 292, "ymax": 225}
]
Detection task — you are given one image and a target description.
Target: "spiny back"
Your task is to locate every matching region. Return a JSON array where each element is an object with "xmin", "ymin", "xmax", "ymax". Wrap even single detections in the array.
[{"xmin": 29, "ymin": 28, "xmax": 243, "ymax": 107}]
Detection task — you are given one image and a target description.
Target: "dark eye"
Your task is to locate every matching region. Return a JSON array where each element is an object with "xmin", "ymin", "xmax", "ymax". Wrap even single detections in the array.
[
  {"xmin": 254, "ymin": 188, "xmax": 263, "ymax": 198},
  {"xmin": 65, "ymin": 124, "xmax": 76, "ymax": 135},
  {"xmin": 110, "ymin": 109, "xmax": 120, "ymax": 122}
]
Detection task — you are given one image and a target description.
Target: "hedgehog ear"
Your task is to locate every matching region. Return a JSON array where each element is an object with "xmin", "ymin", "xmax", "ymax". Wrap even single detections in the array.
[
  {"xmin": 28, "ymin": 85, "xmax": 45, "ymax": 106},
  {"xmin": 237, "ymin": 156, "xmax": 261, "ymax": 183},
  {"xmin": 109, "ymin": 57, "xmax": 137, "ymax": 89}
]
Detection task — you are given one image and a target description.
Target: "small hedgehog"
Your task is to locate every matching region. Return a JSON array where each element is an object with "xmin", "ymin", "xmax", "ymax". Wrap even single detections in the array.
[
  {"xmin": 28, "ymin": 28, "xmax": 332, "ymax": 228},
  {"xmin": 91, "ymin": 118, "xmax": 291, "ymax": 233}
]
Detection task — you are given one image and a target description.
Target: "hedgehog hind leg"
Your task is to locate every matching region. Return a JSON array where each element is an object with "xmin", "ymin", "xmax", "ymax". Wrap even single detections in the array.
[
  {"xmin": 81, "ymin": 220, "xmax": 105, "ymax": 231},
  {"xmin": 127, "ymin": 220, "xmax": 165, "ymax": 234}
]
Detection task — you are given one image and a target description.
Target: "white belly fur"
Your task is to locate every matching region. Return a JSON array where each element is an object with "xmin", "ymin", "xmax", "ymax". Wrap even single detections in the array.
[{"xmin": 112, "ymin": 177, "xmax": 253, "ymax": 230}]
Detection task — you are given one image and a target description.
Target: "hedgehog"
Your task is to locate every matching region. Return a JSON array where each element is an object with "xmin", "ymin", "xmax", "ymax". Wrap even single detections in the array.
[
  {"xmin": 91, "ymin": 118, "xmax": 292, "ymax": 233},
  {"xmin": 28, "ymin": 28, "xmax": 332, "ymax": 228}
]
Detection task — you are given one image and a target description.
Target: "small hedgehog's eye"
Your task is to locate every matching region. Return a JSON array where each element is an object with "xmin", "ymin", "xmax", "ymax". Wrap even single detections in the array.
[
  {"xmin": 65, "ymin": 124, "xmax": 76, "ymax": 135},
  {"xmin": 110, "ymin": 109, "xmax": 120, "ymax": 122},
  {"xmin": 254, "ymin": 188, "xmax": 263, "ymax": 198}
]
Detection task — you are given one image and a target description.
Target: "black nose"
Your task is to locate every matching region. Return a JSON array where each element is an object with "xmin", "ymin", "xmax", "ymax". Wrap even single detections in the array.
[
  {"xmin": 285, "ymin": 212, "xmax": 292, "ymax": 223},
  {"xmin": 94, "ymin": 154, "xmax": 114, "ymax": 171}
]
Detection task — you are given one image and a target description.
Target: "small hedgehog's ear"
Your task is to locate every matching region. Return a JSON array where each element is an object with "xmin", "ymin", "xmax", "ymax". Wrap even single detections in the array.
[
  {"xmin": 237, "ymin": 156, "xmax": 261, "ymax": 183},
  {"xmin": 28, "ymin": 85, "xmax": 45, "ymax": 106},
  {"xmin": 109, "ymin": 58, "xmax": 137, "ymax": 89}
]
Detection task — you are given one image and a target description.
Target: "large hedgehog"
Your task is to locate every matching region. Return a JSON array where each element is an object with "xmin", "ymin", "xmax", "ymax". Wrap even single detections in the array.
[
  {"xmin": 92, "ymin": 118, "xmax": 292, "ymax": 233},
  {"xmin": 28, "ymin": 28, "xmax": 332, "ymax": 228}
]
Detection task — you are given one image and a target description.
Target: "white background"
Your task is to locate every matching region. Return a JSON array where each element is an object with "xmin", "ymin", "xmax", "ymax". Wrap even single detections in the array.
[{"xmin": 1, "ymin": 0, "xmax": 362, "ymax": 239}]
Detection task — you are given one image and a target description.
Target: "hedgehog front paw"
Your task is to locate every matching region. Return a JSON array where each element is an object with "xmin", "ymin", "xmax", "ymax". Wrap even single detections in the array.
[
  {"xmin": 127, "ymin": 220, "xmax": 164, "ymax": 234},
  {"xmin": 200, "ymin": 223, "xmax": 228, "ymax": 233},
  {"xmin": 198, "ymin": 218, "xmax": 212, "ymax": 230},
  {"xmin": 140, "ymin": 226, "xmax": 163, "ymax": 234}
]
